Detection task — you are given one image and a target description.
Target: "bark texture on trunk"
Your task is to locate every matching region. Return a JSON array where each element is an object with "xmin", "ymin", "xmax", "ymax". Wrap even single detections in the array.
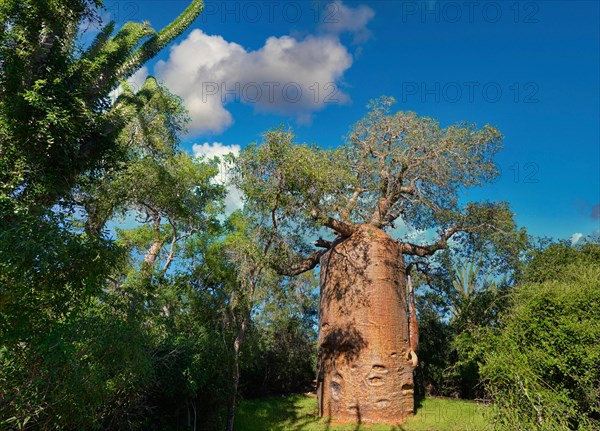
[
  {"xmin": 407, "ymin": 275, "xmax": 419, "ymax": 367},
  {"xmin": 317, "ymin": 224, "xmax": 415, "ymax": 424}
]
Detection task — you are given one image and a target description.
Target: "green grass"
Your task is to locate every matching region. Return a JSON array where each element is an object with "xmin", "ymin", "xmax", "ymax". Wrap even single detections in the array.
[{"xmin": 235, "ymin": 394, "xmax": 490, "ymax": 431}]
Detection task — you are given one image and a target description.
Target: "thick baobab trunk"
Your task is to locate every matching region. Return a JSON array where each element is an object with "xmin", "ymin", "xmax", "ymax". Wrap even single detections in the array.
[{"xmin": 317, "ymin": 224, "xmax": 416, "ymax": 424}]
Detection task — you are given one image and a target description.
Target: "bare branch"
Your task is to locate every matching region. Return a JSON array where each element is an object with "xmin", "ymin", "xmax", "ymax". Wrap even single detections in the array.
[
  {"xmin": 161, "ymin": 220, "xmax": 197, "ymax": 276},
  {"xmin": 399, "ymin": 177, "xmax": 419, "ymax": 195},
  {"xmin": 275, "ymin": 249, "xmax": 328, "ymax": 276},
  {"xmin": 309, "ymin": 209, "xmax": 358, "ymax": 237},
  {"xmin": 162, "ymin": 231, "xmax": 178, "ymax": 276},
  {"xmin": 340, "ymin": 187, "xmax": 368, "ymax": 222},
  {"xmin": 405, "ymin": 259, "xmax": 431, "ymax": 275},
  {"xmin": 312, "ymin": 238, "xmax": 333, "ymax": 248},
  {"xmin": 143, "ymin": 213, "xmax": 163, "ymax": 266},
  {"xmin": 401, "ymin": 221, "xmax": 504, "ymax": 257},
  {"xmin": 401, "ymin": 227, "xmax": 459, "ymax": 257},
  {"xmin": 370, "ymin": 172, "xmax": 418, "ymax": 228}
]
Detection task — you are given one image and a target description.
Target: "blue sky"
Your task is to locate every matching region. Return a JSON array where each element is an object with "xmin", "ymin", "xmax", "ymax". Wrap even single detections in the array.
[{"xmin": 98, "ymin": 0, "xmax": 599, "ymax": 242}]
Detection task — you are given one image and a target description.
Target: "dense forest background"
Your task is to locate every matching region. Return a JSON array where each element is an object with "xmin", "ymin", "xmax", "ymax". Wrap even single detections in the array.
[{"xmin": 1, "ymin": 1, "xmax": 598, "ymax": 430}]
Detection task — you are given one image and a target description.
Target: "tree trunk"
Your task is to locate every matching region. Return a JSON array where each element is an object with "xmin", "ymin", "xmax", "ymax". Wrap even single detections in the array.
[
  {"xmin": 317, "ymin": 224, "xmax": 416, "ymax": 424},
  {"xmin": 224, "ymin": 343, "xmax": 240, "ymax": 431},
  {"xmin": 225, "ymin": 307, "xmax": 251, "ymax": 431},
  {"xmin": 407, "ymin": 275, "xmax": 419, "ymax": 367},
  {"xmin": 143, "ymin": 214, "xmax": 163, "ymax": 267}
]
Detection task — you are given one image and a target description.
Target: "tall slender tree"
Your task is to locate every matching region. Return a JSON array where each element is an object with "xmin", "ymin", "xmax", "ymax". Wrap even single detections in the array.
[
  {"xmin": 0, "ymin": 0, "xmax": 204, "ymax": 212},
  {"xmin": 233, "ymin": 97, "xmax": 522, "ymax": 423},
  {"xmin": 196, "ymin": 212, "xmax": 283, "ymax": 431}
]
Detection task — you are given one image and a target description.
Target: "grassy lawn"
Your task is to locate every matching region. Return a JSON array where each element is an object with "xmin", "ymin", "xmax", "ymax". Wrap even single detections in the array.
[{"xmin": 235, "ymin": 394, "xmax": 490, "ymax": 431}]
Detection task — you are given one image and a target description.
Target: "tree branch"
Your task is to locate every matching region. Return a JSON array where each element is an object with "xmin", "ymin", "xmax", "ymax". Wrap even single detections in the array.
[
  {"xmin": 325, "ymin": 217, "xmax": 357, "ymax": 237},
  {"xmin": 405, "ymin": 259, "xmax": 431, "ymax": 275},
  {"xmin": 401, "ymin": 227, "xmax": 459, "ymax": 257},
  {"xmin": 310, "ymin": 209, "xmax": 357, "ymax": 237},
  {"xmin": 162, "ymin": 227, "xmax": 178, "ymax": 276},
  {"xmin": 117, "ymin": 0, "xmax": 204, "ymax": 79},
  {"xmin": 143, "ymin": 212, "xmax": 163, "ymax": 266},
  {"xmin": 370, "ymin": 175, "xmax": 418, "ymax": 228},
  {"xmin": 274, "ymin": 249, "xmax": 328, "ymax": 276},
  {"xmin": 313, "ymin": 238, "xmax": 333, "ymax": 248},
  {"xmin": 399, "ymin": 177, "xmax": 419, "ymax": 196},
  {"xmin": 340, "ymin": 187, "xmax": 368, "ymax": 222}
]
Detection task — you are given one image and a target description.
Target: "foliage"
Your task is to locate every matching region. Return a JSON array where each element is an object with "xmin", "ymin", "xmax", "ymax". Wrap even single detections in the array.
[
  {"xmin": 481, "ymin": 250, "xmax": 600, "ymax": 430},
  {"xmin": 190, "ymin": 210, "xmax": 320, "ymax": 430},
  {"xmin": 0, "ymin": 283, "xmax": 152, "ymax": 429},
  {"xmin": 0, "ymin": 1, "xmax": 211, "ymax": 428},
  {"xmin": 130, "ymin": 278, "xmax": 233, "ymax": 431},
  {"xmin": 342, "ymin": 97, "xmax": 502, "ymax": 230},
  {"xmin": 236, "ymin": 127, "xmax": 354, "ymax": 233},
  {"xmin": 236, "ymin": 98, "xmax": 505, "ymax": 231},
  {"xmin": 0, "ymin": 0, "xmax": 203, "ymax": 210},
  {"xmin": 77, "ymin": 77, "xmax": 225, "ymax": 237},
  {"xmin": 412, "ymin": 237, "xmax": 525, "ymax": 399},
  {"xmin": 413, "ymin": 297, "xmax": 455, "ymax": 397},
  {"xmin": 520, "ymin": 241, "xmax": 600, "ymax": 284},
  {"xmin": 415, "ymin": 285, "xmax": 508, "ymax": 399},
  {"xmin": 241, "ymin": 274, "xmax": 318, "ymax": 397}
]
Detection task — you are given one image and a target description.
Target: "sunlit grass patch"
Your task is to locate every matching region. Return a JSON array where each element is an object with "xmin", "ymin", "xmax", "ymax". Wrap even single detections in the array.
[{"xmin": 235, "ymin": 394, "xmax": 490, "ymax": 431}]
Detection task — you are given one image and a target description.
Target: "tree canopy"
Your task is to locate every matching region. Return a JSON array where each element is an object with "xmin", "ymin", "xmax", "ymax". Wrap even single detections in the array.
[{"xmin": 234, "ymin": 97, "xmax": 521, "ymax": 274}]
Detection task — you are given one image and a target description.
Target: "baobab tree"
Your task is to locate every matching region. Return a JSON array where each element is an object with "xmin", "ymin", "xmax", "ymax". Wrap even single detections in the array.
[{"xmin": 233, "ymin": 97, "xmax": 519, "ymax": 424}]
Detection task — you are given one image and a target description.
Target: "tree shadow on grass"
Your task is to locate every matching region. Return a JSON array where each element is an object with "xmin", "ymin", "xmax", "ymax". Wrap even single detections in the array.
[
  {"xmin": 236, "ymin": 393, "xmax": 429, "ymax": 431},
  {"xmin": 315, "ymin": 395, "xmax": 427, "ymax": 431},
  {"xmin": 235, "ymin": 394, "xmax": 322, "ymax": 431},
  {"xmin": 414, "ymin": 395, "xmax": 424, "ymax": 413},
  {"xmin": 264, "ymin": 394, "xmax": 417, "ymax": 431}
]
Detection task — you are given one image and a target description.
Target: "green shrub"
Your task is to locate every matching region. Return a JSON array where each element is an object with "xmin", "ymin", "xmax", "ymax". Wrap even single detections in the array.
[
  {"xmin": 521, "ymin": 242, "xmax": 600, "ymax": 284},
  {"xmin": 481, "ymin": 262, "xmax": 600, "ymax": 430}
]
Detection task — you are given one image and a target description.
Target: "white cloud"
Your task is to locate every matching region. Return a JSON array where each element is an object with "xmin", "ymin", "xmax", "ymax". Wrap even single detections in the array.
[
  {"xmin": 154, "ymin": 1, "xmax": 376, "ymax": 135},
  {"xmin": 154, "ymin": 29, "xmax": 353, "ymax": 135},
  {"xmin": 388, "ymin": 219, "xmax": 430, "ymax": 245},
  {"xmin": 109, "ymin": 66, "xmax": 149, "ymax": 101},
  {"xmin": 192, "ymin": 141, "xmax": 240, "ymax": 159},
  {"xmin": 192, "ymin": 142, "xmax": 244, "ymax": 213},
  {"xmin": 129, "ymin": 66, "xmax": 149, "ymax": 92},
  {"xmin": 318, "ymin": 0, "xmax": 375, "ymax": 43},
  {"xmin": 570, "ymin": 232, "xmax": 584, "ymax": 246}
]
